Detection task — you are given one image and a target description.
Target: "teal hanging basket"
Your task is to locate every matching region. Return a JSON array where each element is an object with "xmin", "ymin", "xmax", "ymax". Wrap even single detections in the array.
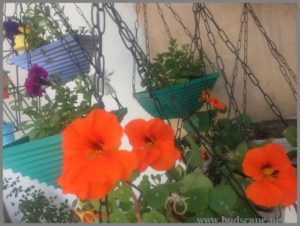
[
  {"xmin": 134, "ymin": 72, "xmax": 220, "ymax": 119},
  {"xmin": 2, "ymin": 108, "xmax": 129, "ymax": 188},
  {"xmin": 3, "ymin": 134, "xmax": 62, "ymax": 188}
]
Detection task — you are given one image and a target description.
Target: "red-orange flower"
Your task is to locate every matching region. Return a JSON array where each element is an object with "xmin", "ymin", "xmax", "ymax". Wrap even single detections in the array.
[
  {"xmin": 209, "ymin": 96, "xmax": 225, "ymax": 110},
  {"xmin": 57, "ymin": 109, "xmax": 137, "ymax": 200},
  {"xmin": 125, "ymin": 118, "xmax": 182, "ymax": 172},
  {"xmin": 242, "ymin": 143, "xmax": 297, "ymax": 208},
  {"xmin": 199, "ymin": 89, "xmax": 211, "ymax": 102}
]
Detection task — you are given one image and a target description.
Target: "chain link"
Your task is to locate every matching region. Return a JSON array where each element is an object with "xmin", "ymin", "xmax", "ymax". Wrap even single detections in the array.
[
  {"xmin": 91, "ymin": 3, "xmax": 105, "ymax": 97},
  {"xmin": 228, "ymin": 4, "xmax": 248, "ymax": 117},
  {"xmin": 155, "ymin": 3, "xmax": 172, "ymax": 39},
  {"xmin": 196, "ymin": 4, "xmax": 242, "ymax": 123},
  {"xmin": 143, "ymin": 3, "xmax": 150, "ymax": 60},
  {"xmin": 74, "ymin": 3, "xmax": 93, "ymax": 32},
  {"xmin": 247, "ymin": 3, "xmax": 297, "ymax": 100},
  {"xmin": 242, "ymin": 5, "xmax": 248, "ymax": 114},
  {"xmin": 165, "ymin": 3, "xmax": 216, "ymax": 72},
  {"xmin": 132, "ymin": 3, "xmax": 140, "ymax": 94},
  {"xmin": 200, "ymin": 3, "xmax": 287, "ymax": 126}
]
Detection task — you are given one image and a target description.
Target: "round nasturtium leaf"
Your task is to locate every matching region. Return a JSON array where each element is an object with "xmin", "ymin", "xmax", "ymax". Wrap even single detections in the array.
[
  {"xmin": 185, "ymin": 188, "xmax": 209, "ymax": 213},
  {"xmin": 143, "ymin": 186, "xmax": 169, "ymax": 210},
  {"xmin": 208, "ymin": 184, "xmax": 238, "ymax": 215},
  {"xmin": 109, "ymin": 210, "xmax": 130, "ymax": 223},
  {"xmin": 143, "ymin": 210, "xmax": 168, "ymax": 223},
  {"xmin": 110, "ymin": 183, "xmax": 131, "ymax": 203},
  {"xmin": 180, "ymin": 172, "xmax": 213, "ymax": 194}
]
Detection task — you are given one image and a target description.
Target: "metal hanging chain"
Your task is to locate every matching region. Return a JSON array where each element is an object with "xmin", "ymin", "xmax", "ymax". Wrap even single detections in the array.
[
  {"xmin": 132, "ymin": 3, "xmax": 140, "ymax": 94},
  {"xmin": 143, "ymin": 3, "xmax": 150, "ymax": 60},
  {"xmin": 195, "ymin": 4, "xmax": 243, "ymax": 124},
  {"xmin": 39, "ymin": 3, "xmax": 105, "ymax": 108},
  {"xmin": 91, "ymin": 3, "xmax": 105, "ymax": 98},
  {"xmin": 74, "ymin": 3, "xmax": 93, "ymax": 32},
  {"xmin": 228, "ymin": 4, "xmax": 248, "ymax": 117},
  {"xmin": 155, "ymin": 3, "xmax": 172, "ymax": 39},
  {"xmin": 191, "ymin": 4, "xmax": 215, "ymax": 136},
  {"xmin": 72, "ymin": 3, "xmax": 124, "ymax": 109},
  {"xmin": 247, "ymin": 3, "xmax": 297, "ymax": 86},
  {"xmin": 242, "ymin": 6, "xmax": 249, "ymax": 114},
  {"xmin": 246, "ymin": 4, "xmax": 297, "ymax": 100},
  {"xmin": 164, "ymin": 3, "xmax": 216, "ymax": 73},
  {"xmin": 200, "ymin": 3, "xmax": 287, "ymax": 127}
]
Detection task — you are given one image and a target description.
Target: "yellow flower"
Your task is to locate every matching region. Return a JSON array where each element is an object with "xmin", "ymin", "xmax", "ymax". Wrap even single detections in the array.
[
  {"xmin": 13, "ymin": 34, "xmax": 28, "ymax": 51},
  {"xmin": 18, "ymin": 25, "xmax": 30, "ymax": 34}
]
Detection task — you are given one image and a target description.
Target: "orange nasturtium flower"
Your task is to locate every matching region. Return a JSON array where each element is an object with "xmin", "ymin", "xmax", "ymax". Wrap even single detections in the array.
[
  {"xmin": 57, "ymin": 109, "xmax": 137, "ymax": 200},
  {"xmin": 209, "ymin": 96, "xmax": 225, "ymax": 110},
  {"xmin": 199, "ymin": 89, "xmax": 211, "ymax": 102},
  {"xmin": 242, "ymin": 143, "xmax": 297, "ymax": 208},
  {"xmin": 125, "ymin": 118, "xmax": 182, "ymax": 172}
]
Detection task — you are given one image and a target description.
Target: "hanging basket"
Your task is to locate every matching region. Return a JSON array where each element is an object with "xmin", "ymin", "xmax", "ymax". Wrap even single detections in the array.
[
  {"xmin": 9, "ymin": 34, "xmax": 98, "ymax": 84},
  {"xmin": 134, "ymin": 72, "xmax": 220, "ymax": 119},
  {"xmin": 3, "ymin": 134, "xmax": 62, "ymax": 187},
  {"xmin": 2, "ymin": 107, "xmax": 128, "ymax": 187},
  {"xmin": 3, "ymin": 122, "xmax": 15, "ymax": 146}
]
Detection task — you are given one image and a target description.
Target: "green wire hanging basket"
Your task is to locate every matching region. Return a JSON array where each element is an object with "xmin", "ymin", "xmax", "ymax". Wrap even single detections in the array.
[{"xmin": 134, "ymin": 72, "xmax": 220, "ymax": 119}]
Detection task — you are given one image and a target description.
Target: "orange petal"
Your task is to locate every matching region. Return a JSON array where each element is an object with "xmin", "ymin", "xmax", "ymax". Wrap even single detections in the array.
[
  {"xmin": 242, "ymin": 147, "xmax": 269, "ymax": 181},
  {"xmin": 275, "ymin": 167, "xmax": 297, "ymax": 207},
  {"xmin": 150, "ymin": 147, "xmax": 181, "ymax": 171},
  {"xmin": 113, "ymin": 150, "xmax": 138, "ymax": 180},
  {"xmin": 133, "ymin": 148, "xmax": 149, "ymax": 172},
  {"xmin": 146, "ymin": 118, "xmax": 174, "ymax": 141},
  {"xmin": 86, "ymin": 109, "xmax": 122, "ymax": 150},
  {"xmin": 125, "ymin": 119, "xmax": 147, "ymax": 147},
  {"xmin": 245, "ymin": 180, "xmax": 283, "ymax": 208},
  {"xmin": 264, "ymin": 143, "xmax": 293, "ymax": 172}
]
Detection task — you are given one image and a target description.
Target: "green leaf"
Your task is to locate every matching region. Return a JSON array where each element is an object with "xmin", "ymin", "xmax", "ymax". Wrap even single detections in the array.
[
  {"xmin": 143, "ymin": 210, "xmax": 168, "ymax": 223},
  {"xmin": 184, "ymin": 135, "xmax": 203, "ymax": 168},
  {"xmin": 229, "ymin": 142, "xmax": 249, "ymax": 170},
  {"xmin": 208, "ymin": 184, "xmax": 238, "ymax": 215},
  {"xmin": 185, "ymin": 188, "xmax": 209, "ymax": 213},
  {"xmin": 130, "ymin": 171, "xmax": 140, "ymax": 181},
  {"xmin": 109, "ymin": 210, "xmax": 129, "ymax": 223},
  {"xmin": 90, "ymin": 200, "xmax": 100, "ymax": 210},
  {"xmin": 282, "ymin": 125, "xmax": 297, "ymax": 147},
  {"xmin": 186, "ymin": 208, "xmax": 219, "ymax": 223},
  {"xmin": 166, "ymin": 165, "xmax": 184, "ymax": 181},
  {"xmin": 119, "ymin": 201, "xmax": 133, "ymax": 212},
  {"xmin": 138, "ymin": 175, "xmax": 151, "ymax": 193},
  {"xmin": 110, "ymin": 183, "xmax": 131, "ymax": 203},
  {"xmin": 143, "ymin": 185, "xmax": 169, "ymax": 210},
  {"xmin": 180, "ymin": 172, "xmax": 213, "ymax": 194}
]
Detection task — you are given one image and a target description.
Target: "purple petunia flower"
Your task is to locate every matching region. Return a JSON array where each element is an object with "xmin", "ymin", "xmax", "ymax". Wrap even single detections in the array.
[
  {"xmin": 25, "ymin": 65, "xmax": 49, "ymax": 97},
  {"xmin": 3, "ymin": 20, "xmax": 19, "ymax": 39}
]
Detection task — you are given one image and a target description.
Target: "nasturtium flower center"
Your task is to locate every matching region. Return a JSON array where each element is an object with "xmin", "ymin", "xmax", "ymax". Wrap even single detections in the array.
[
  {"xmin": 88, "ymin": 143, "xmax": 103, "ymax": 160},
  {"xmin": 144, "ymin": 136, "xmax": 155, "ymax": 148},
  {"xmin": 262, "ymin": 166, "xmax": 278, "ymax": 178}
]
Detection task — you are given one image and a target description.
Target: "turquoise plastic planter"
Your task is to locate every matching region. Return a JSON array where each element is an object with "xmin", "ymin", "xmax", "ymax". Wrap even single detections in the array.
[
  {"xmin": 3, "ymin": 122, "xmax": 15, "ymax": 146},
  {"xmin": 3, "ymin": 134, "xmax": 62, "ymax": 188},
  {"xmin": 134, "ymin": 72, "xmax": 219, "ymax": 119}
]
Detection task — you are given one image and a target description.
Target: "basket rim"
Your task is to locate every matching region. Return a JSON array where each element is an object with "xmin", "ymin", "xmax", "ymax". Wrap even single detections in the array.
[{"xmin": 134, "ymin": 71, "xmax": 220, "ymax": 97}]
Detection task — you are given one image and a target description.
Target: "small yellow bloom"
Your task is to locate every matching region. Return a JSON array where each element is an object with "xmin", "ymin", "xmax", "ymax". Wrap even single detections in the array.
[
  {"xmin": 14, "ymin": 34, "xmax": 28, "ymax": 51},
  {"xmin": 18, "ymin": 25, "xmax": 30, "ymax": 34}
]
